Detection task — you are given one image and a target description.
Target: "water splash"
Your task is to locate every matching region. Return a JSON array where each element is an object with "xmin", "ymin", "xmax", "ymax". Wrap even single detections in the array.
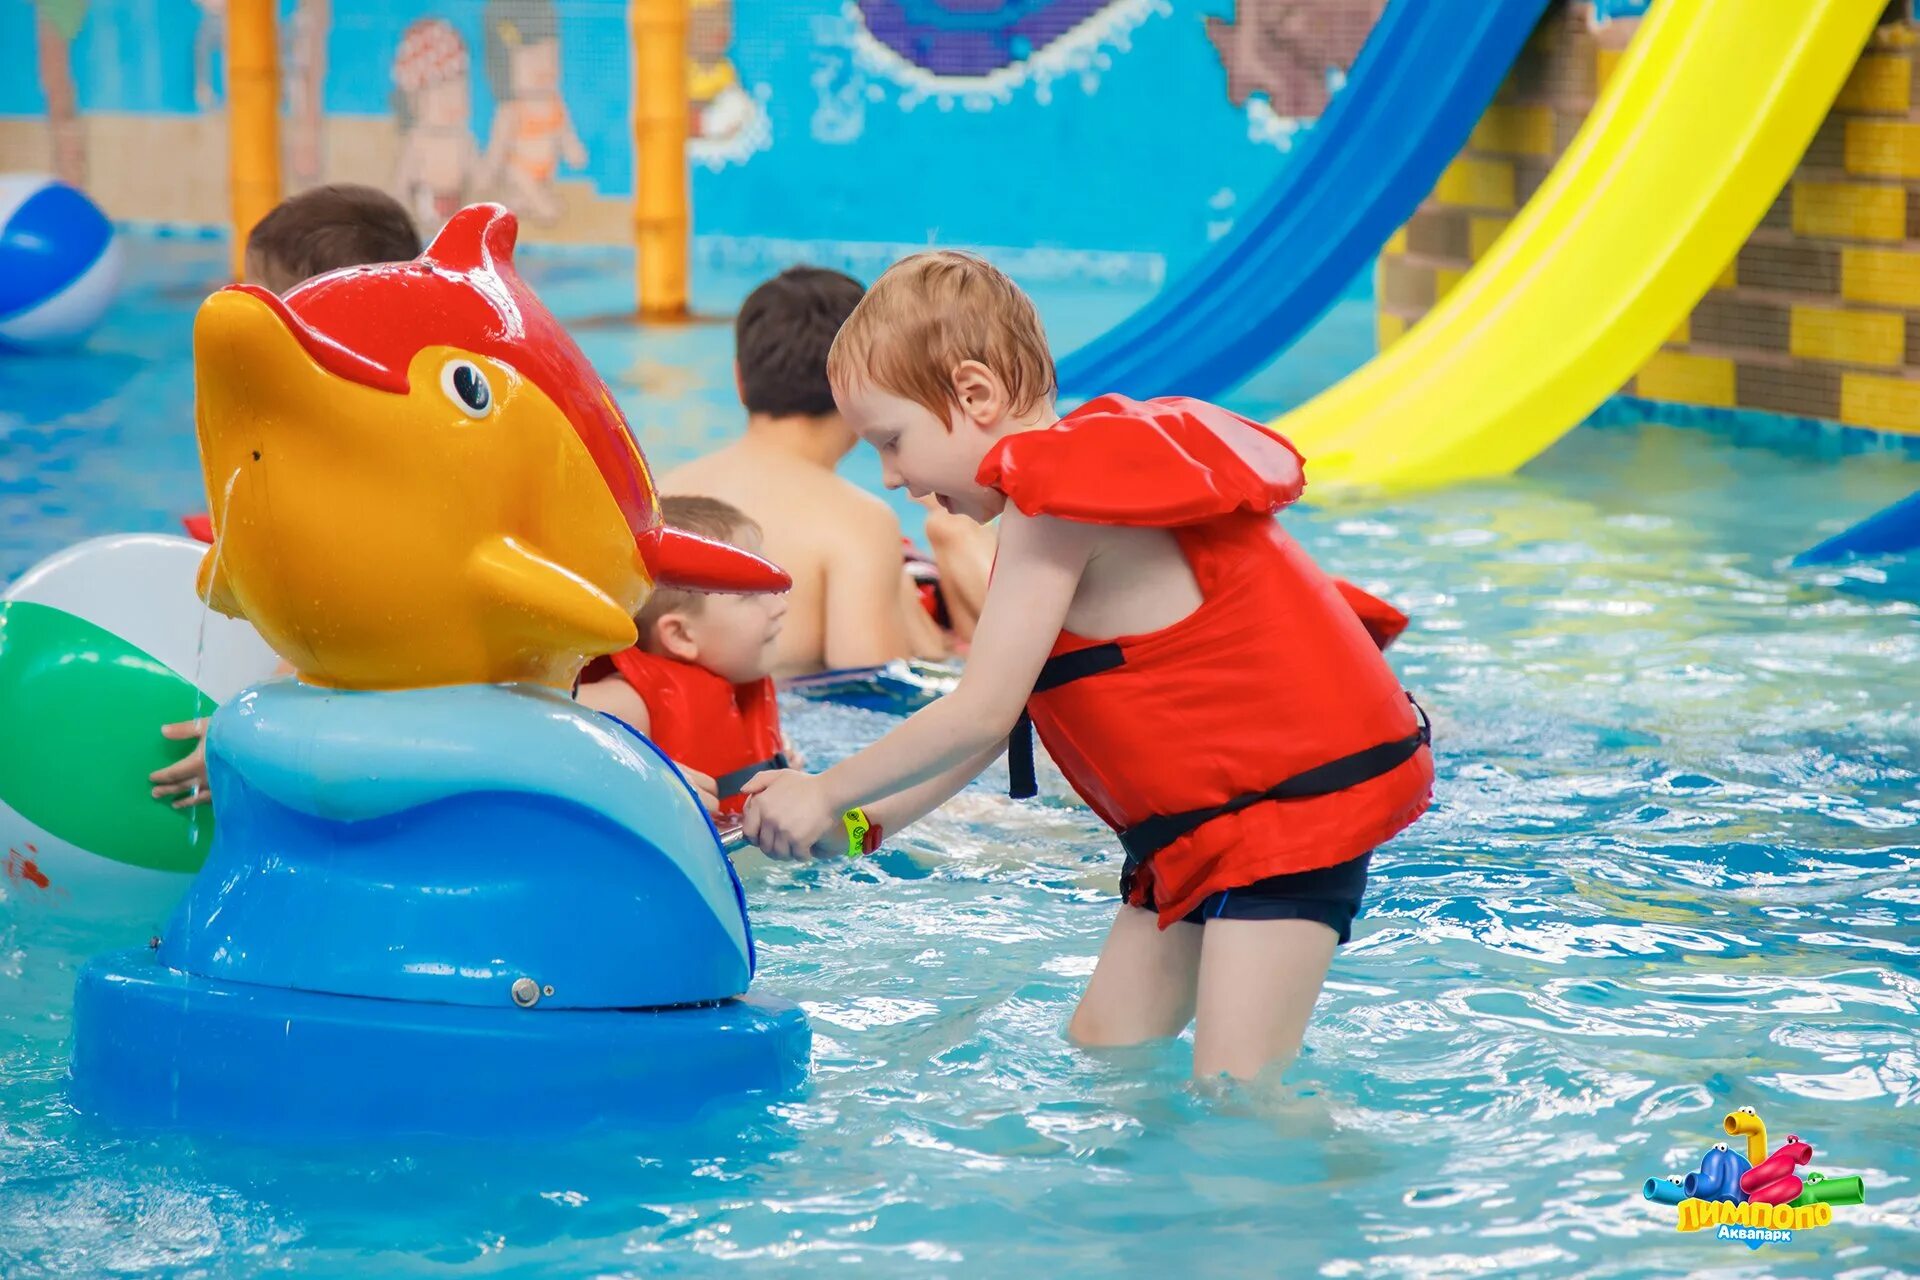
[
  {"xmin": 183, "ymin": 466, "xmax": 242, "ymax": 846},
  {"xmin": 6, "ymin": 244, "xmax": 1920, "ymax": 1278}
]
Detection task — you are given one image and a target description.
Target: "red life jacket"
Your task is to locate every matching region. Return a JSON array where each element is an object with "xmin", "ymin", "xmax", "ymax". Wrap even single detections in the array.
[
  {"xmin": 979, "ymin": 395, "xmax": 1433, "ymax": 928},
  {"xmin": 602, "ymin": 648, "xmax": 786, "ymax": 815},
  {"xmin": 1335, "ymin": 579, "xmax": 1409, "ymax": 649},
  {"xmin": 902, "ymin": 537, "xmax": 948, "ymax": 627}
]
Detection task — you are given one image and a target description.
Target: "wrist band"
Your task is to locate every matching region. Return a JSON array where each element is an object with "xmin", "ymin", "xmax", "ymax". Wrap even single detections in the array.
[{"xmin": 842, "ymin": 807, "xmax": 882, "ymax": 859}]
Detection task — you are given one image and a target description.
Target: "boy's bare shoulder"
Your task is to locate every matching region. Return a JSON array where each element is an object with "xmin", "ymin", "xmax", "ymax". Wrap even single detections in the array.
[
  {"xmin": 810, "ymin": 468, "xmax": 899, "ymax": 528},
  {"xmin": 661, "ymin": 453, "xmax": 895, "ymax": 528},
  {"xmin": 655, "ymin": 451, "xmax": 737, "ymax": 492}
]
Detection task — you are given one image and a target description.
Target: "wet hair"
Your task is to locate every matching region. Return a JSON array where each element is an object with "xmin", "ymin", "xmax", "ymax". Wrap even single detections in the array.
[
  {"xmin": 735, "ymin": 267, "xmax": 867, "ymax": 418},
  {"xmin": 483, "ymin": 0, "xmax": 560, "ymax": 101},
  {"xmin": 827, "ymin": 250, "xmax": 1056, "ymax": 427},
  {"xmin": 636, "ymin": 495, "xmax": 764, "ymax": 652},
  {"xmin": 245, "ymin": 184, "xmax": 423, "ymax": 287}
]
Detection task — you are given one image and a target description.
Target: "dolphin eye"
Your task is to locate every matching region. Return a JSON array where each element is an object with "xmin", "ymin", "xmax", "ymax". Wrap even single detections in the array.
[{"xmin": 440, "ymin": 359, "xmax": 493, "ymax": 418}]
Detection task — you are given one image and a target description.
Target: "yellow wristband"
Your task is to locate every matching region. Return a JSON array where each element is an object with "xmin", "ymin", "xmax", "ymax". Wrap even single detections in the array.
[{"xmin": 842, "ymin": 806, "xmax": 880, "ymax": 858}]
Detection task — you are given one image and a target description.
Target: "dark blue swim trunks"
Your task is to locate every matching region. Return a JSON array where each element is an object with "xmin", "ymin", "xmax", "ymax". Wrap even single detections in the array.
[{"xmin": 1140, "ymin": 851, "xmax": 1373, "ymax": 943}]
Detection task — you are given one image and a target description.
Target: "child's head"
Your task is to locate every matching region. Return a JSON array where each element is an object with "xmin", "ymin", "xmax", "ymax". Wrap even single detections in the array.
[
  {"xmin": 638, "ymin": 496, "xmax": 787, "ymax": 683},
  {"xmin": 244, "ymin": 184, "xmax": 423, "ymax": 294},
  {"xmin": 484, "ymin": 0, "xmax": 562, "ymax": 98},
  {"xmin": 826, "ymin": 250, "xmax": 1056, "ymax": 522},
  {"xmin": 393, "ymin": 18, "xmax": 472, "ymax": 131},
  {"xmin": 735, "ymin": 266, "xmax": 866, "ymax": 421}
]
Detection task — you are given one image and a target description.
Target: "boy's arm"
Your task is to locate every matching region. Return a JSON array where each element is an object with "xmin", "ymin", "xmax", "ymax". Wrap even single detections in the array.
[
  {"xmin": 744, "ymin": 511, "xmax": 1089, "ymax": 858},
  {"xmin": 864, "ymin": 740, "xmax": 1003, "ymax": 841},
  {"xmin": 794, "ymin": 740, "xmax": 1002, "ymax": 858},
  {"xmin": 575, "ymin": 675, "xmax": 651, "ymax": 735},
  {"xmin": 576, "ymin": 676, "xmax": 721, "ymax": 814},
  {"xmin": 821, "ymin": 503, "xmax": 917, "ymax": 669}
]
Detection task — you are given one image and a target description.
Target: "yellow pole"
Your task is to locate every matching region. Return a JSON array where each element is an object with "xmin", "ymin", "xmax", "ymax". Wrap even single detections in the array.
[
  {"xmin": 226, "ymin": 0, "xmax": 282, "ymax": 281},
  {"xmin": 633, "ymin": 0, "xmax": 691, "ymax": 319}
]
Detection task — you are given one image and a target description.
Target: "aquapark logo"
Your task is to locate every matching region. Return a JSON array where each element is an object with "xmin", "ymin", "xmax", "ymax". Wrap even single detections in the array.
[{"xmin": 1642, "ymin": 1107, "xmax": 1867, "ymax": 1250}]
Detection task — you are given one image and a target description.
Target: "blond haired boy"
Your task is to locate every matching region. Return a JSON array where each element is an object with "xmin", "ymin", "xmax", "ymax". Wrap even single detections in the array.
[{"xmin": 742, "ymin": 251, "xmax": 1432, "ymax": 1080}]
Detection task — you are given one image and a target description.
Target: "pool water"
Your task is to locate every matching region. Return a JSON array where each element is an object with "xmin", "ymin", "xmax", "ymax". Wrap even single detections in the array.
[{"xmin": 3, "ymin": 239, "xmax": 1919, "ymax": 1279}]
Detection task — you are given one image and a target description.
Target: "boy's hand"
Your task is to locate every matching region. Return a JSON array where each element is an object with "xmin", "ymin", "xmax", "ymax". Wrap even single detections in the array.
[
  {"xmin": 150, "ymin": 719, "xmax": 211, "ymax": 809},
  {"xmin": 740, "ymin": 770, "xmax": 839, "ymax": 861},
  {"xmin": 677, "ymin": 764, "xmax": 720, "ymax": 816}
]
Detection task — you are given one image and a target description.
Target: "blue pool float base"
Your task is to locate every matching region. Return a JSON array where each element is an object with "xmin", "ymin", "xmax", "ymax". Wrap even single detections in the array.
[{"xmin": 70, "ymin": 950, "xmax": 811, "ymax": 1139}]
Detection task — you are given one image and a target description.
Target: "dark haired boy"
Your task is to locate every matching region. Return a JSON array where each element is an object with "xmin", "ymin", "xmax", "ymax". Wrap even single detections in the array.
[{"xmin": 659, "ymin": 266, "xmax": 947, "ymax": 676}]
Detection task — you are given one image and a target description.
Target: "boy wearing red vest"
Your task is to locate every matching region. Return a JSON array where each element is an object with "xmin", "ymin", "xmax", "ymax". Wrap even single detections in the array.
[
  {"xmin": 742, "ymin": 251, "xmax": 1433, "ymax": 1081},
  {"xmin": 578, "ymin": 496, "xmax": 792, "ymax": 816}
]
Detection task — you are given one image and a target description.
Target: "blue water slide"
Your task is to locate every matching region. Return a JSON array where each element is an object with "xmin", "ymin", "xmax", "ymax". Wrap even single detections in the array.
[
  {"xmin": 1055, "ymin": 0, "xmax": 1551, "ymax": 401},
  {"xmin": 1794, "ymin": 489, "xmax": 1920, "ymax": 565}
]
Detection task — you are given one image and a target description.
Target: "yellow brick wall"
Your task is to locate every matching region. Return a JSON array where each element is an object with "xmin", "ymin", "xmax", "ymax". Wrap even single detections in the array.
[
  {"xmin": 1375, "ymin": 4, "xmax": 1920, "ymax": 436},
  {"xmin": 1842, "ymin": 247, "xmax": 1920, "ymax": 306},
  {"xmin": 1433, "ymin": 157, "xmax": 1516, "ymax": 210}
]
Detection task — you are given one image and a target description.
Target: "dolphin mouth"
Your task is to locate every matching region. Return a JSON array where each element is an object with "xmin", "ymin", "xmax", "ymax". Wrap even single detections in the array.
[
  {"xmin": 635, "ymin": 525, "xmax": 791, "ymax": 595},
  {"xmin": 211, "ymin": 285, "xmax": 410, "ymax": 394}
]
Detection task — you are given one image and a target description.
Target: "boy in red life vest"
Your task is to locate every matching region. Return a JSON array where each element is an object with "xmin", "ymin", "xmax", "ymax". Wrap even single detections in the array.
[
  {"xmin": 741, "ymin": 251, "xmax": 1433, "ymax": 1081},
  {"xmin": 577, "ymin": 496, "xmax": 793, "ymax": 816}
]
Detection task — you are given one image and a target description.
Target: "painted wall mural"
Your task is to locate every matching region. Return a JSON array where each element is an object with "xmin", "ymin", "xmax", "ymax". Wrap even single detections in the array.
[
  {"xmin": 26, "ymin": 0, "xmax": 89, "ymax": 187},
  {"xmin": 688, "ymin": 0, "xmax": 770, "ymax": 168},
  {"xmin": 846, "ymin": 0, "xmax": 1166, "ymax": 105},
  {"xmin": 0, "ymin": 0, "xmax": 1387, "ymax": 278},
  {"xmin": 391, "ymin": 16, "xmax": 479, "ymax": 227},
  {"xmin": 478, "ymin": 0, "xmax": 587, "ymax": 223},
  {"xmin": 286, "ymin": 0, "xmax": 330, "ymax": 190},
  {"xmin": 1208, "ymin": 0, "xmax": 1383, "ymax": 148}
]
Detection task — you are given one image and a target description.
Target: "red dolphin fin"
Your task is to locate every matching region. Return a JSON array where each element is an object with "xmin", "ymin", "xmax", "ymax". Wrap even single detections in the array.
[
  {"xmin": 639, "ymin": 526, "xmax": 791, "ymax": 594},
  {"xmin": 183, "ymin": 513, "xmax": 214, "ymax": 544},
  {"xmin": 422, "ymin": 203, "xmax": 517, "ymax": 274}
]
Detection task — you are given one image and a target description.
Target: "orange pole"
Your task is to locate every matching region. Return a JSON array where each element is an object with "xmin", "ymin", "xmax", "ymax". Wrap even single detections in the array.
[
  {"xmin": 227, "ymin": 0, "xmax": 282, "ymax": 281},
  {"xmin": 632, "ymin": 0, "xmax": 691, "ymax": 318}
]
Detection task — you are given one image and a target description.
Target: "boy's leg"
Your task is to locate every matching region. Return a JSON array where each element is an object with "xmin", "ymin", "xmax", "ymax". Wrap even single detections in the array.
[
  {"xmin": 1068, "ymin": 905, "xmax": 1204, "ymax": 1046},
  {"xmin": 1191, "ymin": 918, "xmax": 1338, "ymax": 1080}
]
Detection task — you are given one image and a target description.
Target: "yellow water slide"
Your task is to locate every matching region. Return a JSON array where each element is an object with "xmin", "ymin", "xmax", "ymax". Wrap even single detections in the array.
[{"xmin": 1279, "ymin": 0, "xmax": 1886, "ymax": 495}]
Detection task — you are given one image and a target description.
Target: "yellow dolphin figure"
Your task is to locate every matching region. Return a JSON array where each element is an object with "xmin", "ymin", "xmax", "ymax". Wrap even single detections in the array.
[{"xmin": 193, "ymin": 204, "xmax": 786, "ymax": 691}]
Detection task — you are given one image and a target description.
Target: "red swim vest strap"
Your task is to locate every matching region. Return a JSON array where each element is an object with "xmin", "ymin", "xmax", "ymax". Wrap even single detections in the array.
[
  {"xmin": 714, "ymin": 752, "xmax": 790, "ymax": 800},
  {"xmin": 1009, "ymin": 643, "xmax": 1129, "ymax": 799},
  {"xmin": 1114, "ymin": 696, "xmax": 1431, "ymax": 898},
  {"xmin": 1009, "ymin": 713, "xmax": 1038, "ymax": 800}
]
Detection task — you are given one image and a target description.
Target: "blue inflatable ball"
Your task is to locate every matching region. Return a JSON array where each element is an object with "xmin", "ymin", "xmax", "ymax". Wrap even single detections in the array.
[{"xmin": 0, "ymin": 175, "xmax": 122, "ymax": 351}]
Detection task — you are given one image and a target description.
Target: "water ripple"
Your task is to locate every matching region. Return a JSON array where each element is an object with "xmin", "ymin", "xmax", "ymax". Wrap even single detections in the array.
[{"xmin": 5, "ymin": 244, "xmax": 1920, "ymax": 1278}]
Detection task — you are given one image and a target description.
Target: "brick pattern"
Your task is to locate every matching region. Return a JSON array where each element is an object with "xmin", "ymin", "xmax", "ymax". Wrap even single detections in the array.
[{"xmin": 1375, "ymin": 3, "xmax": 1920, "ymax": 435}]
